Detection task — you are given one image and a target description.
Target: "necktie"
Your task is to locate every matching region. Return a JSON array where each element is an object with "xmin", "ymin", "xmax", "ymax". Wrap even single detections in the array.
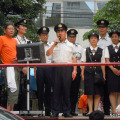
[
  {"xmin": 114, "ymin": 46, "xmax": 119, "ymax": 49},
  {"xmin": 91, "ymin": 49, "xmax": 96, "ymax": 53},
  {"xmin": 101, "ymin": 37, "xmax": 106, "ymax": 40}
]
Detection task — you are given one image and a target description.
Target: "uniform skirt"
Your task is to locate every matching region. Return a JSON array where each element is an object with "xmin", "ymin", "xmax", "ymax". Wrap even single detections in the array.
[
  {"xmin": 107, "ymin": 68, "xmax": 120, "ymax": 93},
  {"xmin": 84, "ymin": 70, "xmax": 104, "ymax": 95}
]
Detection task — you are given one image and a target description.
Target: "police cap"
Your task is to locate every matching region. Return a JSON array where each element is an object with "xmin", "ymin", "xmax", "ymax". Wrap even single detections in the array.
[
  {"xmin": 97, "ymin": 19, "xmax": 109, "ymax": 27},
  {"xmin": 15, "ymin": 19, "xmax": 27, "ymax": 27},
  {"xmin": 88, "ymin": 32, "xmax": 99, "ymax": 39},
  {"xmin": 54, "ymin": 23, "xmax": 67, "ymax": 32},
  {"xmin": 67, "ymin": 29, "xmax": 78, "ymax": 37},
  {"xmin": 37, "ymin": 26, "xmax": 49, "ymax": 35},
  {"xmin": 109, "ymin": 30, "xmax": 120, "ymax": 37}
]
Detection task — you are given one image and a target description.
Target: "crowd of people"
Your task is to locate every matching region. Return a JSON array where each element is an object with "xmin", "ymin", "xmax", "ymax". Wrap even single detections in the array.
[{"xmin": 0, "ymin": 18, "xmax": 120, "ymax": 118}]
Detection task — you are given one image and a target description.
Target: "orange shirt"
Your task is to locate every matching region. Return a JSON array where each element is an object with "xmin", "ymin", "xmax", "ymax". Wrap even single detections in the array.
[
  {"xmin": 78, "ymin": 94, "xmax": 88, "ymax": 112},
  {"xmin": 0, "ymin": 35, "xmax": 18, "ymax": 64}
]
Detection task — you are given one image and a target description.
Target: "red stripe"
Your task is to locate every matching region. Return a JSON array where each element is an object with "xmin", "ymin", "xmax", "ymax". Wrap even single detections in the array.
[{"xmin": 0, "ymin": 62, "xmax": 120, "ymax": 67}]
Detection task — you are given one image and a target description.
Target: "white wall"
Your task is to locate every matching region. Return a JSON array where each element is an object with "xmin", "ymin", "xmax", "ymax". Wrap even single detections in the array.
[{"xmin": 48, "ymin": 27, "xmax": 91, "ymax": 48}]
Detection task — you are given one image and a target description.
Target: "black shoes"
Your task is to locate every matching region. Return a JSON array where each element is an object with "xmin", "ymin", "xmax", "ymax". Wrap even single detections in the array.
[
  {"xmin": 104, "ymin": 112, "xmax": 110, "ymax": 115},
  {"xmin": 50, "ymin": 113, "xmax": 59, "ymax": 118},
  {"xmin": 85, "ymin": 113, "xmax": 90, "ymax": 116},
  {"xmin": 51, "ymin": 113, "xmax": 73, "ymax": 118},
  {"xmin": 112, "ymin": 113, "xmax": 118, "ymax": 117},
  {"xmin": 63, "ymin": 113, "xmax": 73, "ymax": 117},
  {"xmin": 45, "ymin": 112, "xmax": 51, "ymax": 117},
  {"xmin": 83, "ymin": 112, "xmax": 88, "ymax": 116},
  {"xmin": 71, "ymin": 112, "xmax": 78, "ymax": 116},
  {"xmin": 38, "ymin": 114, "xmax": 44, "ymax": 117}
]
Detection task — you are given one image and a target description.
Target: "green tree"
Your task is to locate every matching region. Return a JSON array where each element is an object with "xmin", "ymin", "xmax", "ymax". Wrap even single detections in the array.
[
  {"xmin": 83, "ymin": 0, "xmax": 120, "ymax": 40},
  {"xmin": 0, "ymin": 0, "xmax": 46, "ymax": 42}
]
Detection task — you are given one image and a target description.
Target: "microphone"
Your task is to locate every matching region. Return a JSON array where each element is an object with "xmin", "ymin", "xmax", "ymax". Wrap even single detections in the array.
[
  {"xmin": 55, "ymin": 36, "xmax": 61, "ymax": 45},
  {"xmin": 58, "ymin": 36, "xmax": 61, "ymax": 40}
]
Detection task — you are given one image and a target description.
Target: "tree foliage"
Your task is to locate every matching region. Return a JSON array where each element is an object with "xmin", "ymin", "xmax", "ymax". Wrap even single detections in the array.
[
  {"xmin": 0, "ymin": 0, "xmax": 46, "ymax": 42},
  {"xmin": 83, "ymin": 0, "xmax": 120, "ymax": 40}
]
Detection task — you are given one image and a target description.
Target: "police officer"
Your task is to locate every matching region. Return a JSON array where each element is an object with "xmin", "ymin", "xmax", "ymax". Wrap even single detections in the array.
[
  {"xmin": 67, "ymin": 29, "xmax": 83, "ymax": 116},
  {"xmin": 15, "ymin": 19, "xmax": 31, "ymax": 75},
  {"xmin": 46, "ymin": 23, "xmax": 77, "ymax": 118},
  {"xmin": 15, "ymin": 19, "xmax": 30, "ymax": 44},
  {"xmin": 97, "ymin": 19, "xmax": 112, "ymax": 115},
  {"xmin": 34, "ymin": 26, "xmax": 52, "ymax": 116},
  {"xmin": 97, "ymin": 19, "xmax": 112, "ymax": 50},
  {"xmin": 14, "ymin": 19, "xmax": 31, "ymax": 110},
  {"xmin": 81, "ymin": 32, "xmax": 105, "ymax": 115},
  {"xmin": 105, "ymin": 30, "xmax": 120, "ymax": 116}
]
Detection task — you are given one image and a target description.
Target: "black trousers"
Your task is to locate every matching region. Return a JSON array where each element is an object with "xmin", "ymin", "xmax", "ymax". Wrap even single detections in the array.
[
  {"xmin": 36, "ymin": 67, "xmax": 52, "ymax": 113},
  {"xmin": 14, "ymin": 72, "xmax": 27, "ymax": 110},
  {"xmin": 52, "ymin": 66, "xmax": 73, "ymax": 114},
  {"xmin": 70, "ymin": 67, "xmax": 81, "ymax": 113},
  {"xmin": 103, "ymin": 80, "xmax": 110, "ymax": 114},
  {"xmin": 103, "ymin": 67, "xmax": 110, "ymax": 114}
]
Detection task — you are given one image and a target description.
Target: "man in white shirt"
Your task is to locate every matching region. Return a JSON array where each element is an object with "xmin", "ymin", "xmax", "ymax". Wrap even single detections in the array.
[
  {"xmin": 34, "ymin": 26, "xmax": 52, "ymax": 116},
  {"xmin": 15, "ymin": 19, "xmax": 30, "ymax": 44},
  {"xmin": 14, "ymin": 19, "xmax": 31, "ymax": 110},
  {"xmin": 97, "ymin": 19, "xmax": 111, "ymax": 115},
  {"xmin": 46, "ymin": 23, "xmax": 77, "ymax": 118},
  {"xmin": 67, "ymin": 29, "xmax": 83, "ymax": 116},
  {"xmin": 97, "ymin": 19, "xmax": 112, "ymax": 50}
]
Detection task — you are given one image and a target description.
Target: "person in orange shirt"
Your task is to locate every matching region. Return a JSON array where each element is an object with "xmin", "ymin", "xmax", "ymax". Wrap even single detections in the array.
[
  {"xmin": 0, "ymin": 22, "xmax": 19, "ymax": 111},
  {"xmin": 78, "ymin": 94, "xmax": 88, "ymax": 114}
]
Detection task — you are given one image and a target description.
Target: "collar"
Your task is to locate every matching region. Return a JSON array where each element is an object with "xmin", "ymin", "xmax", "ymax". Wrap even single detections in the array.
[
  {"xmin": 60, "ymin": 39, "xmax": 67, "ymax": 43},
  {"xmin": 74, "ymin": 43, "xmax": 79, "ymax": 46},
  {"xmin": 45, "ymin": 41, "xmax": 50, "ymax": 46},
  {"xmin": 90, "ymin": 46, "xmax": 98, "ymax": 51},
  {"xmin": 112, "ymin": 43, "xmax": 120, "ymax": 48},
  {"xmin": 17, "ymin": 35, "xmax": 26, "ymax": 41},
  {"xmin": 99, "ymin": 34, "xmax": 109, "ymax": 40}
]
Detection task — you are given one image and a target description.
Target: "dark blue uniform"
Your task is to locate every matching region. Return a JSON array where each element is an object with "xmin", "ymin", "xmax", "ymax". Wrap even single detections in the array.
[
  {"xmin": 84, "ymin": 47, "xmax": 104, "ymax": 95},
  {"xmin": 36, "ymin": 67, "xmax": 52, "ymax": 114},
  {"xmin": 106, "ymin": 45, "xmax": 120, "ymax": 93}
]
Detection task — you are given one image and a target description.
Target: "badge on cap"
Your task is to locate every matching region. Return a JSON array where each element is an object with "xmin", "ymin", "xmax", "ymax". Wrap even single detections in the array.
[
  {"xmin": 71, "ymin": 30, "xmax": 74, "ymax": 33},
  {"xmin": 43, "ymin": 27, "xmax": 46, "ymax": 31},
  {"xmin": 24, "ymin": 20, "xmax": 26, "ymax": 23},
  {"xmin": 58, "ymin": 24, "xmax": 62, "ymax": 28},
  {"xmin": 101, "ymin": 21, "xmax": 104, "ymax": 24}
]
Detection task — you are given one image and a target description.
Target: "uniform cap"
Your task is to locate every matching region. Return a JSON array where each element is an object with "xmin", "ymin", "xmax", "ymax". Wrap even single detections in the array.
[
  {"xmin": 15, "ymin": 19, "xmax": 27, "ymax": 26},
  {"xmin": 109, "ymin": 30, "xmax": 120, "ymax": 37},
  {"xmin": 37, "ymin": 26, "xmax": 49, "ymax": 35},
  {"xmin": 54, "ymin": 23, "xmax": 67, "ymax": 32},
  {"xmin": 67, "ymin": 29, "xmax": 78, "ymax": 37},
  {"xmin": 88, "ymin": 32, "xmax": 99, "ymax": 39},
  {"xmin": 97, "ymin": 19, "xmax": 109, "ymax": 27}
]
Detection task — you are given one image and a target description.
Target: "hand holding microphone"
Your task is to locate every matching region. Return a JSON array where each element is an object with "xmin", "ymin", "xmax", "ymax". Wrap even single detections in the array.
[{"xmin": 55, "ymin": 36, "xmax": 61, "ymax": 45}]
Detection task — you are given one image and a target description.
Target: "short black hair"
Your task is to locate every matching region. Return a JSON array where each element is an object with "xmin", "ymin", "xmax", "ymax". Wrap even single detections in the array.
[
  {"xmin": 4, "ymin": 22, "xmax": 14, "ymax": 29},
  {"xmin": 89, "ymin": 110, "xmax": 104, "ymax": 120}
]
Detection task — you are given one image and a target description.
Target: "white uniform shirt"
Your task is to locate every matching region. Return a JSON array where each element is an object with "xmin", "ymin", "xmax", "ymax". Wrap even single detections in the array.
[
  {"xmin": 51, "ymin": 39, "xmax": 76, "ymax": 63},
  {"xmin": 81, "ymin": 46, "xmax": 105, "ymax": 63},
  {"xmin": 74, "ymin": 43, "xmax": 83, "ymax": 63},
  {"xmin": 44, "ymin": 42, "xmax": 52, "ymax": 63},
  {"xmin": 97, "ymin": 34, "xmax": 112, "ymax": 50},
  {"xmin": 15, "ymin": 35, "xmax": 30, "ymax": 44},
  {"xmin": 105, "ymin": 43, "xmax": 120, "ymax": 58}
]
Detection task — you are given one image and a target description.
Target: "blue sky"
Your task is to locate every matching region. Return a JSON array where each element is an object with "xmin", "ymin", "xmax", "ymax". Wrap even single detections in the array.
[{"xmin": 86, "ymin": 2, "xmax": 94, "ymax": 12}]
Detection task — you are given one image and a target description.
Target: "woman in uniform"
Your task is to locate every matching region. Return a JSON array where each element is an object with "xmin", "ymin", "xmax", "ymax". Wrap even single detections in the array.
[
  {"xmin": 81, "ymin": 32, "xmax": 105, "ymax": 115},
  {"xmin": 105, "ymin": 30, "xmax": 120, "ymax": 116}
]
